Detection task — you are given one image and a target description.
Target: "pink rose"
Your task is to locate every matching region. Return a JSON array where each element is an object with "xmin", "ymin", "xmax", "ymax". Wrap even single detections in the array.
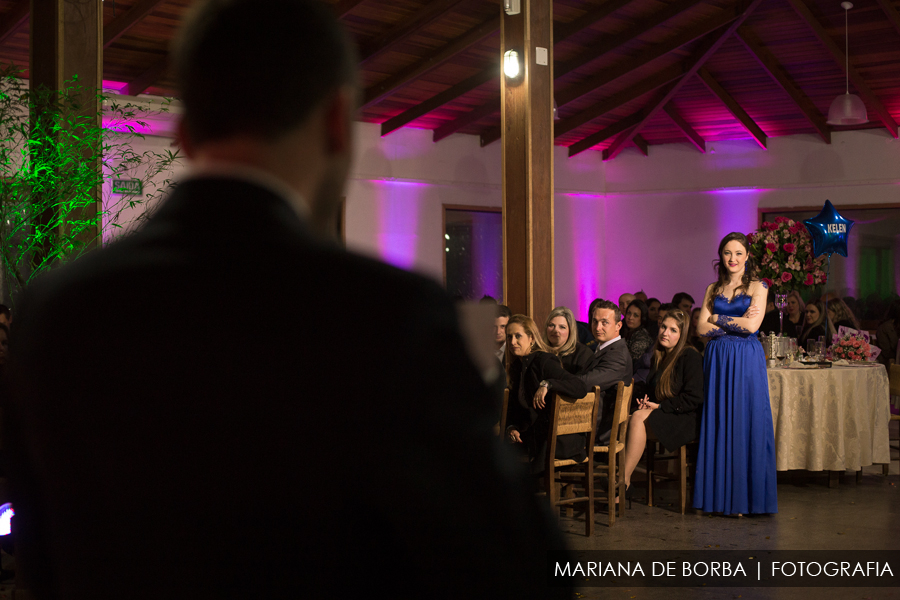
[
  {"xmin": 788, "ymin": 223, "xmax": 803, "ymax": 234},
  {"xmin": 765, "ymin": 222, "xmax": 779, "ymax": 231},
  {"xmin": 781, "ymin": 272, "xmax": 793, "ymax": 283},
  {"xmin": 747, "ymin": 232, "xmax": 755, "ymax": 243},
  {"xmin": 762, "ymin": 278, "xmax": 774, "ymax": 289},
  {"xmin": 783, "ymin": 243, "xmax": 796, "ymax": 254},
  {"xmin": 766, "ymin": 242, "xmax": 777, "ymax": 253},
  {"xmin": 804, "ymin": 273, "xmax": 814, "ymax": 286},
  {"xmin": 852, "ymin": 340, "xmax": 860, "ymax": 347},
  {"xmin": 775, "ymin": 216, "xmax": 790, "ymax": 224}
]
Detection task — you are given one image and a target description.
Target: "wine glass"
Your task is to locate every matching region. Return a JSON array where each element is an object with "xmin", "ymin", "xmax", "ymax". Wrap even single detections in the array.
[
  {"xmin": 775, "ymin": 337, "xmax": 786, "ymax": 366},
  {"xmin": 807, "ymin": 339, "xmax": 818, "ymax": 361},
  {"xmin": 775, "ymin": 293, "xmax": 787, "ymax": 335}
]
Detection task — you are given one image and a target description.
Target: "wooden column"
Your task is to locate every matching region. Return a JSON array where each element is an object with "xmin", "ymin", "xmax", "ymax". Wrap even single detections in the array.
[
  {"xmin": 501, "ymin": 0, "xmax": 553, "ymax": 322},
  {"xmin": 30, "ymin": 0, "xmax": 103, "ymax": 248}
]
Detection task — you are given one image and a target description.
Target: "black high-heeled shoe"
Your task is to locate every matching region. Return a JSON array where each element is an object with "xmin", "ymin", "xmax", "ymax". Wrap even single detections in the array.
[{"xmin": 624, "ymin": 484, "xmax": 633, "ymax": 509}]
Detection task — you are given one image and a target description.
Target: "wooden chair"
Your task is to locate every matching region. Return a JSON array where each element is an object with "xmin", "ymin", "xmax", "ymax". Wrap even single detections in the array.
[
  {"xmin": 544, "ymin": 387, "xmax": 601, "ymax": 536},
  {"xmin": 884, "ymin": 364, "xmax": 900, "ymax": 475},
  {"xmin": 644, "ymin": 438, "xmax": 698, "ymax": 514},
  {"xmin": 592, "ymin": 379, "xmax": 634, "ymax": 527}
]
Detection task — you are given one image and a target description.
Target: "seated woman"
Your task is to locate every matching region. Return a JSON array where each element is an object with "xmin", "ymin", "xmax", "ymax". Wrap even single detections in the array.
[
  {"xmin": 783, "ymin": 291, "xmax": 805, "ymax": 338},
  {"xmin": 798, "ymin": 299, "xmax": 828, "ymax": 351},
  {"xmin": 687, "ymin": 308, "xmax": 707, "ymax": 354},
  {"xmin": 827, "ymin": 297, "xmax": 861, "ymax": 336},
  {"xmin": 543, "ymin": 306, "xmax": 593, "ymax": 374},
  {"xmin": 505, "ymin": 315, "xmax": 590, "ymax": 472},
  {"xmin": 622, "ymin": 299, "xmax": 653, "ymax": 365},
  {"xmin": 619, "ymin": 309, "xmax": 704, "ymax": 503}
]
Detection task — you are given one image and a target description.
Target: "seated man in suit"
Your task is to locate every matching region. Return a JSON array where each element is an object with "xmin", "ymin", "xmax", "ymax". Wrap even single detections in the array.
[
  {"xmin": 536, "ymin": 300, "xmax": 633, "ymax": 444},
  {"xmin": 494, "ymin": 303, "xmax": 511, "ymax": 369}
]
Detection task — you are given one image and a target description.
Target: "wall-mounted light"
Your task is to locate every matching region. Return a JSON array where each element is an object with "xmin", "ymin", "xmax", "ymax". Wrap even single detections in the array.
[
  {"xmin": 504, "ymin": 0, "xmax": 521, "ymax": 15},
  {"xmin": 503, "ymin": 50, "xmax": 521, "ymax": 79}
]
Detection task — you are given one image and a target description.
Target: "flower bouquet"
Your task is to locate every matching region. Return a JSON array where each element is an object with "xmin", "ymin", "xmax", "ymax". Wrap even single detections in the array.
[
  {"xmin": 748, "ymin": 217, "xmax": 827, "ymax": 292},
  {"xmin": 827, "ymin": 327, "xmax": 881, "ymax": 362}
]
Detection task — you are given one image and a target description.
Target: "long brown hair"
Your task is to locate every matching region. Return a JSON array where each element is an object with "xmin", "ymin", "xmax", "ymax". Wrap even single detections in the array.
[
  {"xmin": 652, "ymin": 309, "xmax": 694, "ymax": 400},
  {"xmin": 505, "ymin": 314, "xmax": 552, "ymax": 381},
  {"xmin": 707, "ymin": 232, "xmax": 758, "ymax": 314}
]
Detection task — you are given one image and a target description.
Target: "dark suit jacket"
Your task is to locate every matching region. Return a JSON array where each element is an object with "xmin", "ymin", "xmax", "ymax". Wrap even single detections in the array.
[
  {"xmin": 553, "ymin": 337, "xmax": 632, "ymax": 442},
  {"xmin": 638, "ymin": 347, "xmax": 704, "ymax": 452},
  {"xmin": 3, "ymin": 177, "xmax": 570, "ymax": 599}
]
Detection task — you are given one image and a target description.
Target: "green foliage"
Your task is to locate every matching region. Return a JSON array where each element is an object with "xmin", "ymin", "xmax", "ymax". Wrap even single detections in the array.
[{"xmin": 0, "ymin": 64, "xmax": 182, "ymax": 304}]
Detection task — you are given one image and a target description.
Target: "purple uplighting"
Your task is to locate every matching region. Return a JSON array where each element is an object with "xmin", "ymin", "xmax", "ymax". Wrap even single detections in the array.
[{"xmin": 373, "ymin": 180, "xmax": 423, "ymax": 271}]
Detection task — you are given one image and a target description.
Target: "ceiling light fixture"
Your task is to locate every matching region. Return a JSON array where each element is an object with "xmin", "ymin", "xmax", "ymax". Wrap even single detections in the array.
[
  {"xmin": 503, "ymin": 50, "xmax": 521, "ymax": 79},
  {"xmin": 826, "ymin": 2, "xmax": 868, "ymax": 126}
]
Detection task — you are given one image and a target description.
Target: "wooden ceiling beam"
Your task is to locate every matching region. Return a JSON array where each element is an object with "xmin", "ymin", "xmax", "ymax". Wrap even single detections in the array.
[
  {"xmin": 785, "ymin": 0, "xmax": 898, "ymax": 138},
  {"xmin": 875, "ymin": 0, "xmax": 900, "ymax": 39},
  {"xmin": 0, "ymin": 0, "xmax": 29, "ymax": 46},
  {"xmin": 602, "ymin": 0, "xmax": 765, "ymax": 162},
  {"xmin": 632, "ymin": 134, "xmax": 649, "ymax": 156},
  {"xmin": 385, "ymin": 0, "xmax": 637, "ymax": 139},
  {"xmin": 555, "ymin": 5, "xmax": 740, "ymax": 108},
  {"xmin": 359, "ymin": 0, "xmax": 464, "ymax": 63},
  {"xmin": 333, "ymin": 0, "xmax": 366, "ymax": 18},
  {"xmin": 362, "ymin": 14, "xmax": 499, "ymax": 108},
  {"xmin": 663, "ymin": 102, "xmax": 705, "ymax": 152},
  {"xmin": 125, "ymin": 55, "xmax": 168, "ymax": 97},
  {"xmin": 103, "ymin": 0, "xmax": 167, "ymax": 48},
  {"xmin": 736, "ymin": 26, "xmax": 830, "ymax": 144},
  {"xmin": 696, "ymin": 67, "xmax": 767, "ymax": 149},
  {"xmin": 568, "ymin": 113, "xmax": 642, "ymax": 157}
]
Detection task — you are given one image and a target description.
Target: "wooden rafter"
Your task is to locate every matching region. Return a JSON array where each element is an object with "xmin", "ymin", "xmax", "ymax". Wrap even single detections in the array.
[
  {"xmin": 632, "ymin": 134, "xmax": 649, "ymax": 156},
  {"xmin": 875, "ymin": 0, "xmax": 900, "ymax": 38},
  {"xmin": 602, "ymin": 0, "xmax": 765, "ymax": 162},
  {"xmin": 362, "ymin": 14, "xmax": 499, "ymax": 108},
  {"xmin": 555, "ymin": 6, "xmax": 741, "ymax": 108},
  {"xmin": 736, "ymin": 26, "xmax": 830, "ymax": 144},
  {"xmin": 663, "ymin": 102, "xmax": 705, "ymax": 152},
  {"xmin": 0, "ymin": 0, "xmax": 29, "ymax": 46},
  {"xmin": 696, "ymin": 67, "xmax": 767, "ymax": 149},
  {"xmin": 333, "ymin": 0, "xmax": 366, "ymax": 18},
  {"xmin": 103, "ymin": 0, "xmax": 167, "ymax": 48},
  {"xmin": 785, "ymin": 0, "xmax": 898, "ymax": 138},
  {"xmin": 388, "ymin": 0, "xmax": 639, "ymax": 140},
  {"xmin": 125, "ymin": 55, "xmax": 168, "ymax": 97},
  {"xmin": 568, "ymin": 112, "xmax": 643, "ymax": 157},
  {"xmin": 359, "ymin": 0, "xmax": 464, "ymax": 63}
]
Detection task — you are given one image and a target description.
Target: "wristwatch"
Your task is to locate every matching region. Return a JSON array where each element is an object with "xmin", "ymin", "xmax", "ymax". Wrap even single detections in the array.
[{"xmin": 539, "ymin": 380, "xmax": 550, "ymax": 388}]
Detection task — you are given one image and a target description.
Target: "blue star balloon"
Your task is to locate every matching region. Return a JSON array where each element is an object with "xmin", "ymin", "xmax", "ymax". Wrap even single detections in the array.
[{"xmin": 803, "ymin": 200, "xmax": 854, "ymax": 258}]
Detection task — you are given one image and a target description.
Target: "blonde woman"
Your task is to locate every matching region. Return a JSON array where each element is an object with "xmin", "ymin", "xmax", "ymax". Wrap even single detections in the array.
[
  {"xmin": 543, "ymin": 306, "xmax": 593, "ymax": 374},
  {"xmin": 826, "ymin": 297, "xmax": 860, "ymax": 334}
]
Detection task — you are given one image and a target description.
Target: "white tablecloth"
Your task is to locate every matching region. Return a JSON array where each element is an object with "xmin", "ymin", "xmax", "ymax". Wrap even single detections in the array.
[{"xmin": 766, "ymin": 363, "xmax": 891, "ymax": 471}]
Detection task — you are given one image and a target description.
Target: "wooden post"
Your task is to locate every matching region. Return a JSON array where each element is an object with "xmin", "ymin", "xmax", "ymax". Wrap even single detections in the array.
[{"xmin": 501, "ymin": 0, "xmax": 553, "ymax": 322}]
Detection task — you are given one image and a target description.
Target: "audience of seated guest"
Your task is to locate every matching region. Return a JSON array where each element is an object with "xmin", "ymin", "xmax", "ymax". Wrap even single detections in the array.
[
  {"xmin": 541, "ymin": 300, "xmax": 632, "ymax": 445},
  {"xmin": 782, "ymin": 291, "xmax": 805, "ymax": 338},
  {"xmin": 622, "ymin": 299, "xmax": 653, "ymax": 365},
  {"xmin": 0, "ymin": 304, "xmax": 10, "ymax": 329},
  {"xmin": 494, "ymin": 304, "xmax": 511, "ymax": 369},
  {"xmin": 687, "ymin": 308, "xmax": 708, "ymax": 354},
  {"xmin": 576, "ymin": 297, "xmax": 603, "ymax": 345},
  {"xmin": 634, "ymin": 290, "xmax": 648, "ymax": 302},
  {"xmin": 759, "ymin": 287, "xmax": 780, "ymax": 334},
  {"xmin": 505, "ymin": 315, "xmax": 590, "ymax": 472},
  {"xmin": 619, "ymin": 309, "xmax": 703, "ymax": 502},
  {"xmin": 672, "ymin": 292, "xmax": 694, "ymax": 314},
  {"xmin": 827, "ymin": 297, "xmax": 860, "ymax": 334},
  {"xmin": 618, "ymin": 293, "xmax": 635, "ymax": 316},
  {"xmin": 875, "ymin": 299, "xmax": 900, "ymax": 367},
  {"xmin": 645, "ymin": 298, "xmax": 661, "ymax": 339},
  {"xmin": 799, "ymin": 300, "xmax": 828, "ymax": 351},
  {"xmin": 0, "ymin": 323, "xmax": 8, "ymax": 368},
  {"xmin": 543, "ymin": 306, "xmax": 593, "ymax": 374}
]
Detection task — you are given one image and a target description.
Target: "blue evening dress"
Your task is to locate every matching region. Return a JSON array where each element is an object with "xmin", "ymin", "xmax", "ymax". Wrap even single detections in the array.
[{"xmin": 693, "ymin": 289, "xmax": 778, "ymax": 514}]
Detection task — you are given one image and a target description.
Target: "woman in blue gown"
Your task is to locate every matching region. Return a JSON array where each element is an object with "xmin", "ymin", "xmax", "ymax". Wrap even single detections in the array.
[{"xmin": 693, "ymin": 232, "xmax": 778, "ymax": 515}]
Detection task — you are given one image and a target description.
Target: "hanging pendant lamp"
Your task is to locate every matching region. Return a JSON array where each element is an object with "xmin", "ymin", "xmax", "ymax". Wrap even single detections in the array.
[{"xmin": 826, "ymin": 1, "xmax": 868, "ymax": 125}]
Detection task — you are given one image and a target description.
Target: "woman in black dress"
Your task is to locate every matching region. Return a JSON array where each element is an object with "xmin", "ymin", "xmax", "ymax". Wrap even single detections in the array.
[
  {"xmin": 543, "ymin": 306, "xmax": 593, "ymax": 374},
  {"xmin": 505, "ymin": 315, "xmax": 590, "ymax": 472},
  {"xmin": 619, "ymin": 309, "xmax": 704, "ymax": 498},
  {"xmin": 622, "ymin": 299, "xmax": 653, "ymax": 363},
  {"xmin": 798, "ymin": 300, "xmax": 828, "ymax": 351}
]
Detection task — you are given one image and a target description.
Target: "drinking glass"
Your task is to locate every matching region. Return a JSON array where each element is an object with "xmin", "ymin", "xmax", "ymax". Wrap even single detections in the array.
[
  {"xmin": 775, "ymin": 337, "xmax": 786, "ymax": 365},
  {"xmin": 807, "ymin": 339, "xmax": 818, "ymax": 360},
  {"xmin": 816, "ymin": 340, "xmax": 826, "ymax": 360}
]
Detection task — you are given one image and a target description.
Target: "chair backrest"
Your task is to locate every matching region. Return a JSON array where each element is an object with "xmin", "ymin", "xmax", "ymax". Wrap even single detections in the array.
[
  {"xmin": 555, "ymin": 390, "xmax": 598, "ymax": 436},
  {"xmin": 499, "ymin": 388, "xmax": 510, "ymax": 435},
  {"xmin": 889, "ymin": 363, "xmax": 900, "ymax": 397},
  {"xmin": 608, "ymin": 379, "xmax": 634, "ymax": 449}
]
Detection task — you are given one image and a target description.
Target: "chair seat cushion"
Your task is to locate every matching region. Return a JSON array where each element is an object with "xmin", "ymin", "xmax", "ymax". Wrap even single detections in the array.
[{"xmin": 554, "ymin": 456, "xmax": 589, "ymax": 467}]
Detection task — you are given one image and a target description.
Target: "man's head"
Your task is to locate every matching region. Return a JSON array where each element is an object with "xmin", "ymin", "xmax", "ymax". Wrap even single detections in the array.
[
  {"xmin": 0, "ymin": 304, "xmax": 10, "ymax": 329},
  {"xmin": 172, "ymin": 0, "xmax": 358, "ymax": 231},
  {"xmin": 672, "ymin": 292, "xmax": 694, "ymax": 314},
  {"xmin": 618, "ymin": 293, "xmax": 635, "ymax": 315},
  {"xmin": 495, "ymin": 304, "xmax": 511, "ymax": 348},
  {"xmin": 657, "ymin": 303, "xmax": 675, "ymax": 326},
  {"xmin": 590, "ymin": 300, "xmax": 622, "ymax": 344},
  {"xmin": 634, "ymin": 290, "xmax": 648, "ymax": 302}
]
